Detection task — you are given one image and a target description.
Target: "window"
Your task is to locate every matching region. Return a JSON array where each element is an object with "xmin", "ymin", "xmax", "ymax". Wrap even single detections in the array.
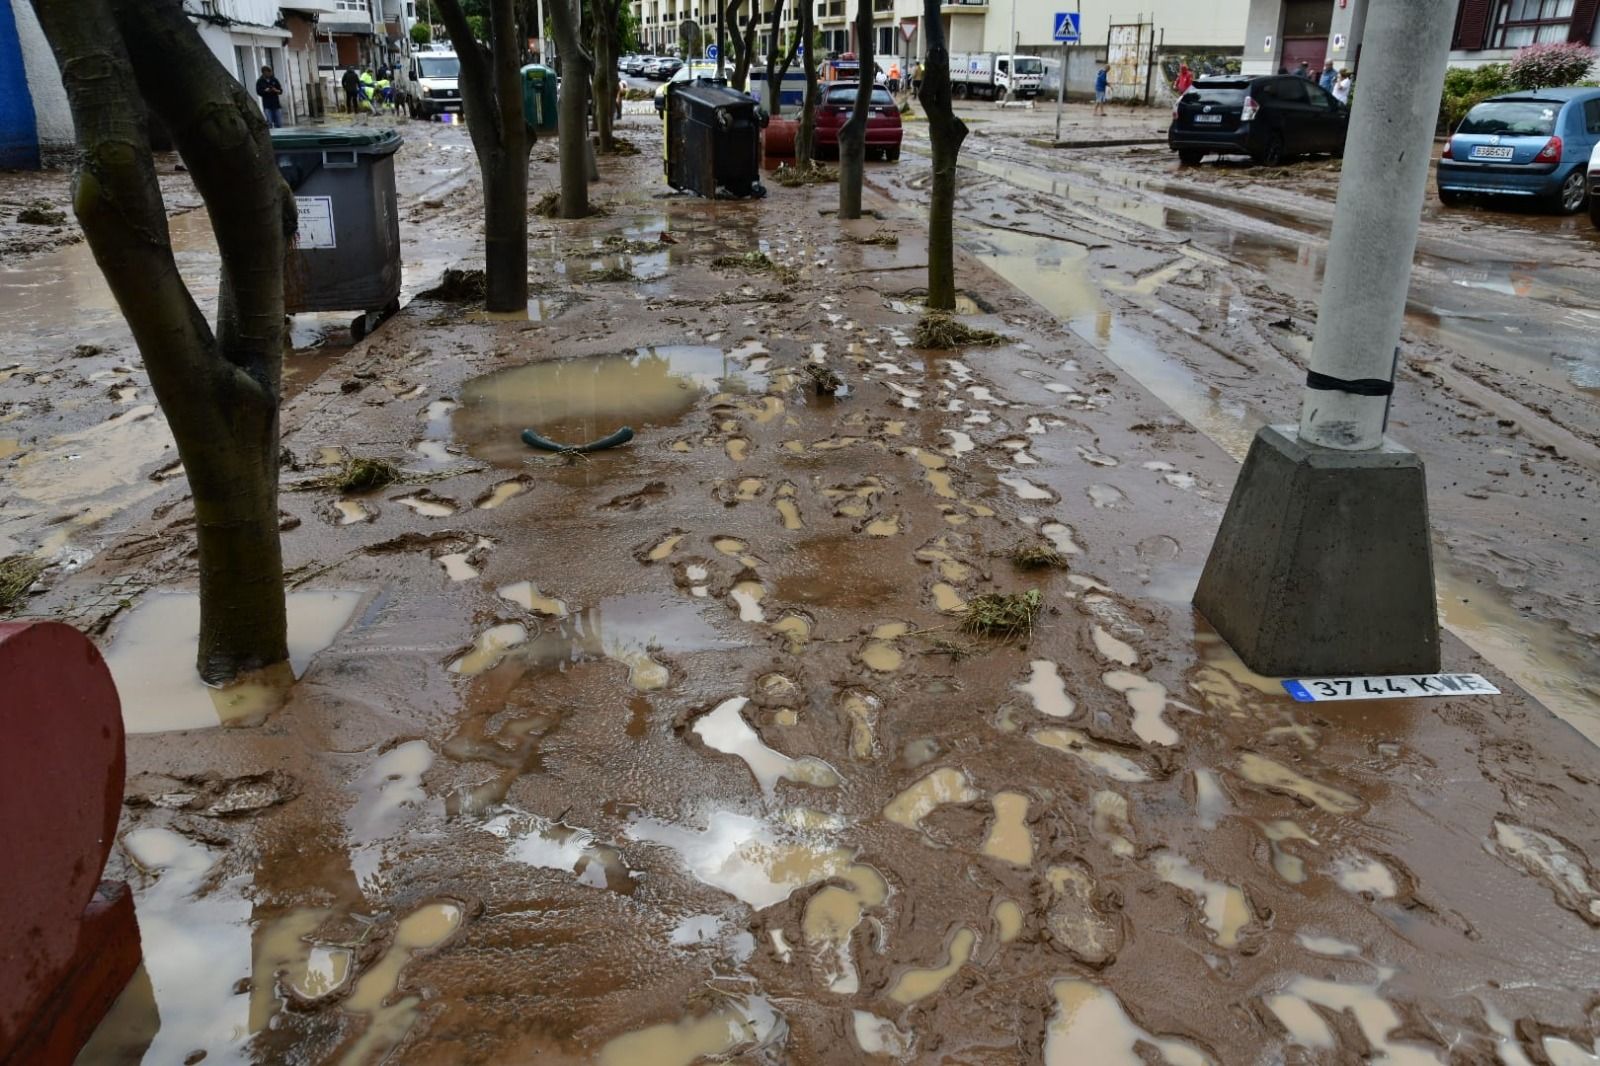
[
  {"xmin": 1305, "ymin": 85, "xmax": 1333, "ymax": 110},
  {"xmin": 335, "ymin": 0, "xmax": 369, "ymax": 10},
  {"xmin": 1458, "ymin": 99, "xmax": 1559, "ymax": 135},
  {"xmin": 1492, "ymin": 0, "xmax": 1576, "ymax": 47},
  {"xmin": 877, "ymin": 25, "xmax": 895, "ymax": 55},
  {"xmin": 1271, "ymin": 77, "xmax": 1308, "ymax": 103},
  {"xmin": 1585, "ymin": 98, "xmax": 1600, "ymax": 134}
]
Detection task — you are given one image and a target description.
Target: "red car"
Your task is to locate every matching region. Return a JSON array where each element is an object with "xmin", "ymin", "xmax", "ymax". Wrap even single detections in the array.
[{"xmin": 813, "ymin": 82, "xmax": 902, "ymax": 161}]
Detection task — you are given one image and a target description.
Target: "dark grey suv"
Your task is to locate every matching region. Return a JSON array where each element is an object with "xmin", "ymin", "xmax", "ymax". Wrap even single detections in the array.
[{"xmin": 1169, "ymin": 75, "xmax": 1350, "ymax": 166}]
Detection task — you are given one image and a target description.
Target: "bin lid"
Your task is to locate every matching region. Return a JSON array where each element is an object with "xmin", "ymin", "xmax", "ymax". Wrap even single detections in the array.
[
  {"xmin": 671, "ymin": 81, "xmax": 756, "ymax": 108},
  {"xmin": 270, "ymin": 127, "xmax": 403, "ymax": 155},
  {"xmin": 521, "ymin": 63, "xmax": 554, "ymax": 80}
]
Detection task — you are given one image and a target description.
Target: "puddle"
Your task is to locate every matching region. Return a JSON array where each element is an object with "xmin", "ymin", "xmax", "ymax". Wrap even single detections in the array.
[
  {"xmin": 1265, "ymin": 967, "xmax": 1441, "ymax": 1065},
  {"xmin": 1331, "ymin": 853, "xmax": 1399, "ymax": 899},
  {"xmin": 482, "ymin": 809, "xmax": 637, "ymax": 893},
  {"xmin": 994, "ymin": 899, "xmax": 1025, "ymax": 943},
  {"xmin": 1016, "ymin": 660, "xmax": 1077, "ymax": 718},
  {"xmin": 804, "ymin": 863, "xmax": 890, "ymax": 993},
  {"xmin": 853, "ymin": 1011, "xmax": 913, "ymax": 1057},
  {"xmin": 626, "ymin": 808, "xmax": 854, "ymax": 909},
  {"xmin": 452, "ymin": 346, "xmax": 768, "ymax": 468},
  {"xmin": 1091, "ymin": 791, "xmax": 1136, "ymax": 857},
  {"xmin": 1091, "ymin": 626, "xmax": 1139, "ymax": 667},
  {"xmin": 83, "ymin": 828, "xmax": 251, "ymax": 1063},
  {"xmin": 1032, "ymin": 728, "xmax": 1149, "ymax": 783},
  {"xmin": 338, "ymin": 902, "xmax": 463, "ymax": 1066},
  {"xmin": 250, "ymin": 908, "xmax": 352, "ymax": 1027},
  {"xmin": 597, "ymin": 995, "xmax": 783, "ymax": 1066},
  {"xmin": 887, "ymin": 926, "xmax": 976, "ymax": 1004},
  {"xmin": 1192, "ymin": 769, "xmax": 1228, "ymax": 830},
  {"xmin": 883, "ymin": 767, "xmax": 981, "ymax": 833},
  {"xmin": 103, "ymin": 590, "xmax": 362, "ymax": 733},
  {"xmin": 693, "ymin": 696, "xmax": 841, "ymax": 798},
  {"xmin": 452, "ymin": 594, "xmax": 742, "ymax": 690},
  {"xmin": 498, "ymin": 580, "xmax": 568, "ymax": 617},
  {"xmin": 1263, "ymin": 819, "xmax": 1316, "ymax": 883},
  {"xmin": 981, "ymin": 791, "xmax": 1034, "ymax": 866},
  {"xmin": 1045, "ymin": 979, "xmax": 1211, "ymax": 1066},
  {"xmin": 334, "ymin": 499, "xmax": 375, "ymax": 525},
  {"xmin": 1150, "ymin": 851, "xmax": 1252, "ymax": 948},
  {"xmin": 1103, "ymin": 670, "xmax": 1177, "ymax": 746},
  {"xmin": 1235, "ymin": 752, "xmax": 1360, "ymax": 813},
  {"xmin": 476, "ymin": 479, "xmax": 527, "ymax": 509},
  {"xmin": 395, "ymin": 492, "xmax": 456, "ymax": 517},
  {"xmin": 999, "ymin": 474, "xmax": 1053, "ymax": 501}
]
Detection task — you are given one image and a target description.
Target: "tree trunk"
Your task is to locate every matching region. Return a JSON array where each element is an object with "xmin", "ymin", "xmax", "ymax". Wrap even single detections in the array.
[
  {"xmin": 437, "ymin": 0, "xmax": 530, "ymax": 309},
  {"xmin": 765, "ymin": 0, "xmax": 787, "ymax": 116},
  {"xmin": 797, "ymin": 1, "xmax": 818, "ymax": 163},
  {"xmin": 592, "ymin": 0, "xmax": 615, "ymax": 153},
  {"xmin": 838, "ymin": 0, "xmax": 873, "ymax": 216},
  {"xmin": 920, "ymin": 0, "xmax": 966, "ymax": 310},
  {"xmin": 547, "ymin": 0, "xmax": 591, "ymax": 216},
  {"xmin": 31, "ymin": 0, "xmax": 291, "ymax": 683},
  {"xmin": 729, "ymin": 0, "xmax": 758, "ymax": 91}
]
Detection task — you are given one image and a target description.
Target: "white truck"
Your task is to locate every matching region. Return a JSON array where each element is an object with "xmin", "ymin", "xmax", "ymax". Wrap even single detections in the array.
[
  {"xmin": 404, "ymin": 50, "xmax": 462, "ymax": 118},
  {"xmin": 948, "ymin": 53, "xmax": 1044, "ymax": 101}
]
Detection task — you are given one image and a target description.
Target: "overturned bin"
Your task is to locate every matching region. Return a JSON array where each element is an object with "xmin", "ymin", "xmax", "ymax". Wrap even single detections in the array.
[
  {"xmin": 664, "ymin": 80, "xmax": 766, "ymax": 199},
  {"xmin": 271, "ymin": 127, "xmax": 403, "ymax": 340}
]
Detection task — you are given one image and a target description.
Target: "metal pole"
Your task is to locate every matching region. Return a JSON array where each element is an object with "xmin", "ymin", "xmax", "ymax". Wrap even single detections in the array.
[
  {"xmin": 718, "ymin": 0, "xmax": 726, "ymax": 75},
  {"xmin": 1054, "ymin": 39, "xmax": 1064, "ymax": 141},
  {"xmin": 1299, "ymin": 0, "xmax": 1456, "ymax": 451}
]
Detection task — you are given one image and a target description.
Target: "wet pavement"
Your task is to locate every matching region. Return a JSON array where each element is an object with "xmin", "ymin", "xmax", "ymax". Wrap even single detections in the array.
[{"xmin": 6, "ymin": 107, "xmax": 1600, "ymax": 1065}]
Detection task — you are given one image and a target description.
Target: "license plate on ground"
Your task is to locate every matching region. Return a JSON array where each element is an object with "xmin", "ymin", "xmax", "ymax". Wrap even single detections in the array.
[
  {"xmin": 1194, "ymin": 114, "xmax": 1223, "ymax": 124},
  {"xmin": 1470, "ymin": 145, "xmax": 1514, "ymax": 160},
  {"xmin": 1282, "ymin": 673, "xmax": 1501, "ymax": 702}
]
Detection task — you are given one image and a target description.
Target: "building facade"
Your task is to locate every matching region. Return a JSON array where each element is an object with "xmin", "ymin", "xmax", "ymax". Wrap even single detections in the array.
[{"xmin": 1447, "ymin": 0, "xmax": 1600, "ymax": 64}]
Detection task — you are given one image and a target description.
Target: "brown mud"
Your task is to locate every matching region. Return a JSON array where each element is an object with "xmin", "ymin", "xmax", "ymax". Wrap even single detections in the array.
[{"xmin": 11, "ymin": 108, "xmax": 1600, "ymax": 1065}]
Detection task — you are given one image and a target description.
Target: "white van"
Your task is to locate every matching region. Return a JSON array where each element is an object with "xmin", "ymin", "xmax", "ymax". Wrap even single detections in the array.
[
  {"xmin": 948, "ymin": 53, "xmax": 1043, "ymax": 101},
  {"xmin": 407, "ymin": 51, "xmax": 462, "ymax": 117}
]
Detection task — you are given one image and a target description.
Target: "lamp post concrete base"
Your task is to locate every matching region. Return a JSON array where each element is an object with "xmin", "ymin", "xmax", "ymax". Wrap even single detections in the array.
[{"xmin": 1194, "ymin": 425, "xmax": 1441, "ymax": 677}]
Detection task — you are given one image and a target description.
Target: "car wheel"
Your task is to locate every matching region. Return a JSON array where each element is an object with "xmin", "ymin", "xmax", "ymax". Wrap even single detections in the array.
[
  {"xmin": 1253, "ymin": 131, "xmax": 1286, "ymax": 167},
  {"xmin": 1177, "ymin": 148, "xmax": 1204, "ymax": 166},
  {"xmin": 1550, "ymin": 168, "xmax": 1587, "ymax": 214},
  {"xmin": 1438, "ymin": 186, "xmax": 1463, "ymax": 207},
  {"xmin": 885, "ymin": 146, "xmax": 900, "ymax": 162},
  {"xmin": 1591, "ymin": 194, "xmax": 1600, "ymax": 229}
]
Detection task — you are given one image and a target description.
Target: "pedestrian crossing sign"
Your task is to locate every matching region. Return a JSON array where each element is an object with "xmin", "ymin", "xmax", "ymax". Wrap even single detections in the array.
[{"xmin": 1053, "ymin": 12, "xmax": 1080, "ymax": 42}]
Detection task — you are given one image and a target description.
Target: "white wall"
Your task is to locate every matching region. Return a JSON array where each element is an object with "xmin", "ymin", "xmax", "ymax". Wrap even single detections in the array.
[{"xmin": 10, "ymin": 0, "xmax": 73, "ymax": 150}]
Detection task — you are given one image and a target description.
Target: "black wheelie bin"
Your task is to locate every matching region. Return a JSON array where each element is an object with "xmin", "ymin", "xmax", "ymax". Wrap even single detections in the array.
[
  {"xmin": 271, "ymin": 127, "xmax": 403, "ymax": 340},
  {"xmin": 664, "ymin": 80, "xmax": 767, "ymax": 199}
]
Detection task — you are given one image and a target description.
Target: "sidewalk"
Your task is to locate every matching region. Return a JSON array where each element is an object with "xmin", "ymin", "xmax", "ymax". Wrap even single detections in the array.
[{"xmin": 63, "ymin": 115, "xmax": 1600, "ymax": 1064}]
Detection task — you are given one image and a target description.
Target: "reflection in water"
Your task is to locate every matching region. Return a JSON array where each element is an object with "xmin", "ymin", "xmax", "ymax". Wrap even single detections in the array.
[{"xmin": 451, "ymin": 346, "xmax": 768, "ymax": 467}]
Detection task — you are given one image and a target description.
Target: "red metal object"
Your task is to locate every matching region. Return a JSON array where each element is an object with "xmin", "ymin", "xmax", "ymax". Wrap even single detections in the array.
[
  {"xmin": 0, "ymin": 621, "xmax": 141, "ymax": 1065},
  {"xmin": 764, "ymin": 116, "xmax": 799, "ymax": 158}
]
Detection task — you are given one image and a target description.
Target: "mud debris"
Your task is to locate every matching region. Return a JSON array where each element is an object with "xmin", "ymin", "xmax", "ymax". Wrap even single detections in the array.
[
  {"xmin": 913, "ymin": 311, "xmax": 1006, "ymax": 350},
  {"xmin": 960, "ymin": 588, "xmax": 1042, "ymax": 640}
]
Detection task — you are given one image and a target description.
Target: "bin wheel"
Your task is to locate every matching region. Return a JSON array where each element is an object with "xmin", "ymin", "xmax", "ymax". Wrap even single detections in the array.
[{"xmin": 351, "ymin": 313, "xmax": 370, "ymax": 343}]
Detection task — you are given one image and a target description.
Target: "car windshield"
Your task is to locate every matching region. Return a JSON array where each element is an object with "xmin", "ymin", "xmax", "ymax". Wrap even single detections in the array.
[
  {"xmin": 825, "ymin": 86, "xmax": 895, "ymax": 106},
  {"xmin": 1012, "ymin": 57, "xmax": 1044, "ymax": 75},
  {"xmin": 418, "ymin": 57, "xmax": 459, "ymax": 78},
  {"xmin": 1458, "ymin": 100, "xmax": 1558, "ymax": 136}
]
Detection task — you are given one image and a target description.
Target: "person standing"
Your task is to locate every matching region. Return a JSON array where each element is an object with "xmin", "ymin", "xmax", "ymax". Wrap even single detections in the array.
[
  {"xmin": 1318, "ymin": 59, "xmax": 1336, "ymax": 92},
  {"xmin": 1174, "ymin": 62, "xmax": 1193, "ymax": 96},
  {"xmin": 1333, "ymin": 69, "xmax": 1353, "ymax": 105},
  {"xmin": 359, "ymin": 68, "xmax": 377, "ymax": 113},
  {"xmin": 912, "ymin": 60, "xmax": 924, "ymax": 98},
  {"xmin": 888, "ymin": 59, "xmax": 901, "ymax": 94},
  {"xmin": 1093, "ymin": 63, "xmax": 1108, "ymax": 115},
  {"xmin": 255, "ymin": 65, "xmax": 284, "ymax": 128},
  {"xmin": 342, "ymin": 66, "xmax": 361, "ymax": 113},
  {"xmin": 1294, "ymin": 60, "xmax": 1310, "ymax": 80}
]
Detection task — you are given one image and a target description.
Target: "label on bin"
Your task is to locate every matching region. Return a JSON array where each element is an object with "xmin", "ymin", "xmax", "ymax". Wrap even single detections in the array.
[{"xmin": 295, "ymin": 196, "xmax": 336, "ymax": 249}]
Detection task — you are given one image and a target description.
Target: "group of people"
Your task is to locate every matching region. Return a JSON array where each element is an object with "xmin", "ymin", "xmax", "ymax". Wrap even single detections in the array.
[
  {"xmin": 341, "ymin": 66, "xmax": 399, "ymax": 114},
  {"xmin": 1291, "ymin": 58, "xmax": 1354, "ymax": 103}
]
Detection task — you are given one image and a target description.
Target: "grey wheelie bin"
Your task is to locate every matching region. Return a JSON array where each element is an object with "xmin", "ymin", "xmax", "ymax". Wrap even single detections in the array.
[
  {"xmin": 664, "ymin": 80, "xmax": 767, "ymax": 199},
  {"xmin": 271, "ymin": 127, "xmax": 403, "ymax": 340}
]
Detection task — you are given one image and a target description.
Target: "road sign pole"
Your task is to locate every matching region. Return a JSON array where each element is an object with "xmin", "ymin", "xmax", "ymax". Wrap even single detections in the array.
[
  {"xmin": 1055, "ymin": 40, "xmax": 1064, "ymax": 141},
  {"xmin": 1050, "ymin": 12, "xmax": 1078, "ymax": 137}
]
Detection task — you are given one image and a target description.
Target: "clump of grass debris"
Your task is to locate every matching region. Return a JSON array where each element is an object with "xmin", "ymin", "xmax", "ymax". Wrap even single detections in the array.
[
  {"xmin": 771, "ymin": 162, "xmax": 839, "ymax": 187},
  {"xmin": 607, "ymin": 136, "xmax": 641, "ymax": 156},
  {"xmin": 532, "ymin": 190, "xmax": 562, "ymax": 218},
  {"xmin": 850, "ymin": 229, "xmax": 900, "ymax": 246},
  {"xmin": 420, "ymin": 268, "xmax": 486, "ymax": 301},
  {"xmin": 0, "ymin": 556, "xmax": 47, "ymax": 613},
  {"xmin": 1010, "ymin": 544, "xmax": 1069, "ymax": 570},
  {"xmin": 600, "ymin": 235, "xmax": 663, "ymax": 255},
  {"xmin": 711, "ymin": 251, "xmax": 799, "ymax": 284},
  {"xmin": 17, "ymin": 201, "xmax": 66, "ymax": 226},
  {"xmin": 330, "ymin": 457, "xmax": 401, "ymax": 493},
  {"xmin": 801, "ymin": 363, "xmax": 845, "ymax": 395},
  {"xmin": 576, "ymin": 265, "xmax": 638, "ymax": 283},
  {"xmin": 959, "ymin": 588, "xmax": 1042, "ymax": 640},
  {"xmin": 913, "ymin": 311, "xmax": 1006, "ymax": 350}
]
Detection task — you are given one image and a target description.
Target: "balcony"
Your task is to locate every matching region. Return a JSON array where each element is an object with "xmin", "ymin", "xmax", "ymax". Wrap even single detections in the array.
[{"xmin": 940, "ymin": 0, "xmax": 985, "ymax": 10}]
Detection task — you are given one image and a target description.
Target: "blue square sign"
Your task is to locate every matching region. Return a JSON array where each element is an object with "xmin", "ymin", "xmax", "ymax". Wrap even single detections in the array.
[{"xmin": 1053, "ymin": 11, "xmax": 1080, "ymax": 42}]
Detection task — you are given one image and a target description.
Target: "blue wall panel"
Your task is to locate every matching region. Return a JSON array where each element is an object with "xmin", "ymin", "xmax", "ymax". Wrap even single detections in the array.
[{"xmin": 0, "ymin": 0, "xmax": 41, "ymax": 169}]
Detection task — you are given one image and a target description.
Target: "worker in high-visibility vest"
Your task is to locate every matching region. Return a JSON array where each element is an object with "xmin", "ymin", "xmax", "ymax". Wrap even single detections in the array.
[{"xmin": 359, "ymin": 68, "xmax": 376, "ymax": 113}]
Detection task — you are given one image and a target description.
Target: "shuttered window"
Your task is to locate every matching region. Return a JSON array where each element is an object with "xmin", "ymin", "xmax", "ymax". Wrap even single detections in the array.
[
  {"xmin": 1569, "ymin": 0, "xmax": 1600, "ymax": 41},
  {"xmin": 1454, "ymin": 0, "xmax": 1494, "ymax": 48}
]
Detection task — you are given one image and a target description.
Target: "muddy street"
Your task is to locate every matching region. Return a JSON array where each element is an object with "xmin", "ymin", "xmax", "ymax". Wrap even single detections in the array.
[{"xmin": 9, "ymin": 104, "xmax": 1600, "ymax": 1066}]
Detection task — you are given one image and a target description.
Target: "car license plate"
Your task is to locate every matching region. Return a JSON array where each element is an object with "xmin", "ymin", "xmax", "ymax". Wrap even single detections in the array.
[
  {"xmin": 1194, "ymin": 114, "xmax": 1222, "ymax": 124},
  {"xmin": 1470, "ymin": 145, "xmax": 1514, "ymax": 160},
  {"xmin": 1282, "ymin": 673, "xmax": 1501, "ymax": 702}
]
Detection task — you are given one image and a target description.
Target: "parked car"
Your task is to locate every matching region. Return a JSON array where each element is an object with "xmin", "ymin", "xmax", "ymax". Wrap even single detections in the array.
[
  {"xmin": 1589, "ymin": 141, "xmax": 1600, "ymax": 226},
  {"xmin": 811, "ymin": 82, "xmax": 902, "ymax": 161},
  {"xmin": 622, "ymin": 55, "xmax": 646, "ymax": 76},
  {"xmin": 1168, "ymin": 75, "xmax": 1348, "ymax": 166},
  {"xmin": 656, "ymin": 61, "xmax": 721, "ymax": 114},
  {"xmin": 645, "ymin": 57, "xmax": 683, "ymax": 80},
  {"xmin": 1438, "ymin": 88, "xmax": 1600, "ymax": 214}
]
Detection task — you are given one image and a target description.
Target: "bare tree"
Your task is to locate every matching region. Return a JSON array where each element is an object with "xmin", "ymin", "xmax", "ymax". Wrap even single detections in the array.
[
  {"xmin": 547, "ymin": 0, "xmax": 593, "ymax": 216},
  {"xmin": 726, "ymin": 0, "xmax": 760, "ymax": 91},
  {"xmin": 919, "ymin": 0, "xmax": 966, "ymax": 309},
  {"xmin": 795, "ymin": 0, "xmax": 819, "ymax": 163},
  {"xmin": 29, "ymin": 0, "xmax": 292, "ymax": 682},
  {"xmin": 837, "ymin": 0, "xmax": 873, "ymax": 216},
  {"xmin": 435, "ymin": 0, "xmax": 530, "ymax": 309}
]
